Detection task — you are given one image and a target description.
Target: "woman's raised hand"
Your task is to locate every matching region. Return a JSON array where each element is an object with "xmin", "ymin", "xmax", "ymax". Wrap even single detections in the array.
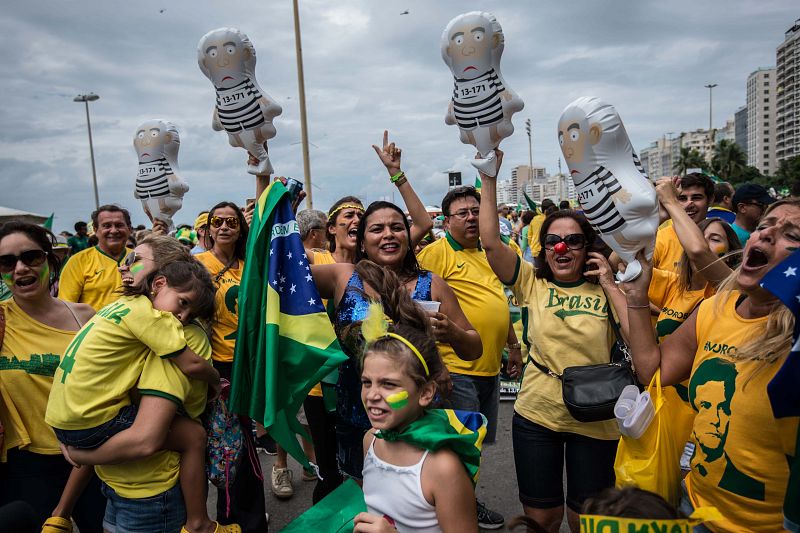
[{"xmin": 372, "ymin": 130, "xmax": 402, "ymax": 176}]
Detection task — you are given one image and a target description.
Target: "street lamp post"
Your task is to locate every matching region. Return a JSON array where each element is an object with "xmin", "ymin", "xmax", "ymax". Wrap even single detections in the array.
[
  {"xmin": 525, "ymin": 119, "xmax": 534, "ymax": 200},
  {"xmin": 704, "ymin": 83, "xmax": 717, "ymax": 150},
  {"xmin": 74, "ymin": 93, "xmax": 100, "ymax": 210}
]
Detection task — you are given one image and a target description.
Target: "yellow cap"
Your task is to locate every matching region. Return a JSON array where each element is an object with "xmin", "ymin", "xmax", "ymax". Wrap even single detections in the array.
[{"xmin": 193, "ymin": 213, "xmax": 208, "ymax": 231}]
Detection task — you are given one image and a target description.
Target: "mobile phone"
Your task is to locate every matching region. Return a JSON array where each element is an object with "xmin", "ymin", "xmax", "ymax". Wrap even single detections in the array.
[{"xmin": 285, "ymin": 178, "xmax": 303, "ymax": 202}]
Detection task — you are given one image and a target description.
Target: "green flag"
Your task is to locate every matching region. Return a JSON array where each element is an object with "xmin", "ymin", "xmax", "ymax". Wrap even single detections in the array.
[
  {"xmin": 230, "ymin": 181, "xmax": 348, "ymax": 469},
  {"xmin": 282, "ymin": 479, "xmax": 366, "ymax": 533},
  {"xmin": 474, "ymin": 175, "xmax": 481, "ymax": 192},
  {"xmin": 523, "ymin": 192, "xmax": 537, "ymax": 213},
  {"xmin": 42, "ymin": 213, "xmax": 54, "ymax": 230},
  {"xmin": 376, "ymin": 409, "xmax": 487, "ymax": 485}
]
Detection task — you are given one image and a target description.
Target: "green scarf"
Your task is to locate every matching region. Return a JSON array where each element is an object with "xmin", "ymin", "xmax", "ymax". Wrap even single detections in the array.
[{"xmin": 375, "ymin": 409, "xmax": 487, "ymax": 485}]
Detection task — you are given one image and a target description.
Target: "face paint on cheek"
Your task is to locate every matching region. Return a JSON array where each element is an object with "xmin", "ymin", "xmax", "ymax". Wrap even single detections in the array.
[
  {"xmin": 711, "ymin": 243, "xmax": 727, "ymax": 257},
  {"xmin": 39, "ymin": 263, "xmax": 50, "ymax": 283},
  {"xmin": 1, "ymin": 272, "xmax": 13, "ymax": 288},
  {"xmin": 130, "ymin": 263, "xmax": 145, "ymax": 274},
  {"xmin": 386, "ymin": 390, "xmax": 409, "ymax": 410}
]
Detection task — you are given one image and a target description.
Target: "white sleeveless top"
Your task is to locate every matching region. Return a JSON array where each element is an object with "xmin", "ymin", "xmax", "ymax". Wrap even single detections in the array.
[{"xmin": 362, "ymin": 437, "xmax": 441, "ymax": 533}]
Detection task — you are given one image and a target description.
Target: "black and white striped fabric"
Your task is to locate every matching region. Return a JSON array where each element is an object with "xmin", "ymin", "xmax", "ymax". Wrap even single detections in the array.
[
  {"xmin": 135, "ymin": 158, "xmax": 172, "ymax": 199},
  {"xmin": 452, "ymin": 68, "xmax": 505, "ymax": 129},
  {"xmin": 632, "ymin": 152, "xmax": 649, "ymax": 180},
  {"xmin": 575, "ymin": 166, "xmax": 627, "ymax": 234},
  {"xmin": 215, "ymin": 78, "xmax": 266, "ymax": 133}
]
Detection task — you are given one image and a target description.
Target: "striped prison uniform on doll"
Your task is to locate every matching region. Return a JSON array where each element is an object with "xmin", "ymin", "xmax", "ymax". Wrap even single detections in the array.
[
  {"xmin": 452, "ymin": 68, "xmax": 504, "ymax": 129},
  {"xmin": 214, "ymin": 78, "xmax": 266, "ymax": 134},
  {"xmin": 135, "ymin": 158, "xmax": 172, "ymax": 199}
]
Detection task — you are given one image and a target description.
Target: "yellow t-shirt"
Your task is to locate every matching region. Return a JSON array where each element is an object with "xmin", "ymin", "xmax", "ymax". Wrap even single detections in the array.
[
  {"xmin": 527, "ymin": 214, "xmax": 545, "ymax": 258},
  {"xmin": 648, "ymin": 268, "xmax": 707, "ymax": 344},
  {"xmin": 46, "ymin": 295, "xmax": 186, "ymax": 430},
  {"xmin": 417, "ymin": 235, "xmax": 510, "ymax": 376},
  {"xmin": 58, "ymin": 246, "xmax": 130, "ymax": 311},
  {"xmin": 95, "ymin": 323, "xmax": 212, "ymax": 499},
  {"xmin": 0, "ymin": 299, "xmax": 77, "ymax": 461},
  {"xmin": 686, "ymin": 293, "xmax": 798, "ymax": 532},
  {"xmin": 652, "ymin": 225, "xmax": 683, "ymax": 272},
  {"xmin": 196, "ymin": 251, "xmax": 242, "ymax": 363},
  {"xmin": 509, "ymin": 257, "xmax": 619, "ymax": 440},
  {"xmin": 307, "ymin": 250, "xmax": 337, "ymax": 397}
]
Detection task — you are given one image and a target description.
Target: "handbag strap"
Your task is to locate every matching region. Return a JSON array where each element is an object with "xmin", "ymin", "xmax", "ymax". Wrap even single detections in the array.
[{"xmin": 527, "ymin": 353, "xmax": 562, "ymax": 380}]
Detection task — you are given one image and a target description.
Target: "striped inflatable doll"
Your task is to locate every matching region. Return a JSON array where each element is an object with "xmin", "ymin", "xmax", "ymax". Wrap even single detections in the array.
[
  {"xmin": 558, "ymin": 97, "xmax": 658, "ymax": 282},
  {"xmin": 198, "ymin": 27, "xmax": 282, "ymax": 176}
]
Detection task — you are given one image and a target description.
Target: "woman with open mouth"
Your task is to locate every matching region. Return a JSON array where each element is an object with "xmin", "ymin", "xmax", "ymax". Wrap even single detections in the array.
[
  {"xmin": 0, "ymin": 222, "xmax": 104, "ymax": 533},
  {"xmin": 622, "ymin": 198, "xmax": 800, "ymax": 532},
  {"xmin": 310, "ymin": 131, "xmax": 481, "ymax": 484},
  {"xmin": 476, "ymin": 150, "xmax": 628, "ymax": 533}
]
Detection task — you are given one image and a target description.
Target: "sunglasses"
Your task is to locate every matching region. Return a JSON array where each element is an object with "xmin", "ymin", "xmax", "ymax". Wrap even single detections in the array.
[
  {"xmin": 543, "ymin": 233, "xmax": 587, "ymax": 250},
  {"xmin": 209, "ymin": 216, "xmax": 240, "ymax": 229},
  {"xmin": 0, "ymin": 249, "xmax": 48, "ymax": 273}
]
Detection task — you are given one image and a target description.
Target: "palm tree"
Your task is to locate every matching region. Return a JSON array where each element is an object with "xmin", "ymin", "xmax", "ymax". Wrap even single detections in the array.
[
  {"xmin": 673, "ymin": 147, "xmax": 707, "ymax": 175},
  {"xmin": 711, "ymin": 139, "xmax": 748, "ymax": 182}
]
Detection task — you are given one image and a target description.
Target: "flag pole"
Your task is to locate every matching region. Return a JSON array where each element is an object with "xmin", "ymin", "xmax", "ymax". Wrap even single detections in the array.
[{"xmin": 292, "ymin": 0, "xmax": 313, "ymax": 208}]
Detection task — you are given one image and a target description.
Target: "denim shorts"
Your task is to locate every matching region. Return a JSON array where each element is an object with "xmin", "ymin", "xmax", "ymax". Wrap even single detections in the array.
[
  {"xmin": 54, "ymin": 404, "xmax": 138, "ymax": 450},
  {"xmin": 447, "ymin": 373, "xmax": 500, "ymax": 443},
  {"xmin": 101, "ymin": 481, "xmax": 185, "ymax": 533}
]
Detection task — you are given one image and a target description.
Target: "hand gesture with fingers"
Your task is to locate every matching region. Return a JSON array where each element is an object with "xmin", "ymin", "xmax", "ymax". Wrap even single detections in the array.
[{"xmin": 372, "ymin": 130, "xmax": 402, "ymax": 176}]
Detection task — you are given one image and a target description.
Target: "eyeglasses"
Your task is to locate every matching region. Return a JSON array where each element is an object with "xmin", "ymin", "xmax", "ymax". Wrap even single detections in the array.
[
  {"xmin": 0, "ymin": 249, "xmax": 48, "ymax": 273},
  {"xmin": 122, "ymin": 251, "xmax": 153, "ymax": 268},
  {"xmin": 448, "ymin": 208, "xmax": 480, "ymax": 219},
  {"xmin": 743, "ymin": 202, "xmax": 766, "ymax": 210},
  {"xmin": 543, "ymin": 233, "xmax": 587, "ymax": 250},
  {"xmin": 209, "ymin": 216, "xmax": 240, "ymax": 229}
]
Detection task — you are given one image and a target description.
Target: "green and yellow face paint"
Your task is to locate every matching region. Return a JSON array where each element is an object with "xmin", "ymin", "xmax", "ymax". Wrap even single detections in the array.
[
  {"xmin": 1, "ymin": 272, "xmax": 12, "ymax": 288},
  {"xmin": 129, "ymin": 262, "xmax": 145, "ymax": 274},
  {"xmin": 386, "ymin": 390, "xmax": 409, "ymax": 410}
]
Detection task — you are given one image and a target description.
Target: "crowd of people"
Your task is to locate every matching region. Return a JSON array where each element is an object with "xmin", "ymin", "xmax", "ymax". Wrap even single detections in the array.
[{"xmin": 0, "ymin": 135, "xmax": 796, "ymax": 533}]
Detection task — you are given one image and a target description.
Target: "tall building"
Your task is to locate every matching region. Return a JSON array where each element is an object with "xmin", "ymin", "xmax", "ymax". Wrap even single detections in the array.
[
  {"xmin": 747, "ymin": 68, "xmax": 777, "ymax": 176},
  {"xmin": 777, "ymin": 18, "xmax": 800, "ymax": 165},
  {"xmin": 680, "ymin": 129, "xmax": 716, "ymax": 164},
  {"xmin": 640, "ymin": 135, "xmax": 683, "ymax": 178},
  {"xmin": 734, "ymin": 105, "xmax": 748, "ymax": 156}
]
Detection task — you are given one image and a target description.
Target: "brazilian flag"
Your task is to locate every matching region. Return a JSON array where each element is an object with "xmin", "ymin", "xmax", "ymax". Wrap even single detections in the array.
[
  {"xmin": 230, "ymin": 181, "xmax": 348, "ymax": 469},
  {"xmin": 760, "ymin": 249, "xmax": 800, "ymax": 532},
  {"xmin": 474, "ymin": 175, "xmax": 481, "ymax": 193},
  {"xmin": 376, "ymin": 409, "xmax": 487, "ymax": 485}
]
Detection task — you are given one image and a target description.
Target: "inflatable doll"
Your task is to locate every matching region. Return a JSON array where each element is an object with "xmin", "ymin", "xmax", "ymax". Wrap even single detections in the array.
[
  {"xmin": 558, "ymin": 97, "xmax": 658, "ymax": 282},
  {"xmin": 198, "ymin": 27, "xmax": 282, "ymax": 175},
  {"xmin": 133, "ymin": 119, "xmax": 188, "ymax": 232},
  {"xmin": 442, "ymin": 11, "xmax": 524, "ymax": 177}
]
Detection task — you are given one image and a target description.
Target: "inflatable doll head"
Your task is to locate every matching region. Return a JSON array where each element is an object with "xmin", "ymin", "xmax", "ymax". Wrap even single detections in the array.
[
  {"xmin": 197, "ymin": 27, "xmax": 257, "ymax": 90},
  {"xmin": 133, "ymin": 119, "xmax": 180, "ymax": 166},
  {"xmin": 558, "ymin": 96, "xmax": 634, "ymax": 180},
  {"xmin": 441, "ymin": 11, "xmax": 504, "ymax": 80}
]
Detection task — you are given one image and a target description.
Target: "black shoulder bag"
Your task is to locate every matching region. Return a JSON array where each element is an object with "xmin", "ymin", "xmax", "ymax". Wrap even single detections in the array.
[{"xmin": 528, "ymin": 315, "xmax": 639, "ymax": 423}]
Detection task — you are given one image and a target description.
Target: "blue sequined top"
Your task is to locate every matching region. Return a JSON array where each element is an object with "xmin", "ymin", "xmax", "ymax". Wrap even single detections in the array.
[{"xmin": 334, "ymin": 269, "xmax": 433, "ymax": 429}]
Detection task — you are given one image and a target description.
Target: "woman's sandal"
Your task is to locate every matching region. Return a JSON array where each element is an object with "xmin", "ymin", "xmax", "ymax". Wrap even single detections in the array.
[
  {"xmin": 180, "ymin": 522, "xmax": 241, "ymax": 533},
  {"xmin": 41, "ymin": 516, "xmax": 73, "ymax": 533}
]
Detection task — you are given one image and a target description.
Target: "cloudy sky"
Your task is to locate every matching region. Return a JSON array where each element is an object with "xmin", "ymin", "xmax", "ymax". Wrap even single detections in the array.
[{"xmin": 1, "ymin": 0, "xmax": 795, "ymax": 231}]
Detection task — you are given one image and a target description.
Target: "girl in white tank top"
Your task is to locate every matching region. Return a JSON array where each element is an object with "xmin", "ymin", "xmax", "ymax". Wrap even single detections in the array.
[{"xmin": 353, "ymin": 302, "xmax": 481, "ymax": 533}]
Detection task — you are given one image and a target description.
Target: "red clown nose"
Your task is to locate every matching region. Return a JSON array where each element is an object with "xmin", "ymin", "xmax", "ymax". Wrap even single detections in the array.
[{"xmin": 554, "ymin": 242, "xmax": 569, "ymax": 255}]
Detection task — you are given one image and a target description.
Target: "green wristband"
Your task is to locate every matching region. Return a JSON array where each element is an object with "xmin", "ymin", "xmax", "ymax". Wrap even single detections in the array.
[{"xmin": 390, "ymin": 171, "xmax": 405, "ymax": 183}]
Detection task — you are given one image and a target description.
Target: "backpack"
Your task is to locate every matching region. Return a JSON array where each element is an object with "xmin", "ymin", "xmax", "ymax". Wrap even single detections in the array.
[{"xmin": 204, "ymin": 379, "xmax": 244, "ymax": 491}]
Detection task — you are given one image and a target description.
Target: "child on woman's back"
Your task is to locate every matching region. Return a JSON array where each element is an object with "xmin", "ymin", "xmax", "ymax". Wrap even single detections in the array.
[
  {"xmin": 354, "ymin": 300, "xmax": 484, "ymax": 533},
  {"xmin": 45, "ymin": 260, "xmax": 239, "ymax": 533}
]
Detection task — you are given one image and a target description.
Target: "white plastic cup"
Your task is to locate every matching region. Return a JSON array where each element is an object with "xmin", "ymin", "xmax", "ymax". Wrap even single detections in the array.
[{"xmin": 416, "ymin": 300, "xmax": 441, "ymax": 313}]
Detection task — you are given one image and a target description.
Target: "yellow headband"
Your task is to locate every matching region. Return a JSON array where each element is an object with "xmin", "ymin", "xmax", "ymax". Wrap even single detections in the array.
[
  {"xmin": 580, "ymin": 507, "xmax": 722, "ymax": 533},
  {"xmin": 362, "ymin": 302, "xmax": 430, "ymax": 378},
  {"xmin": 328, "ymin": 203, "xmax": 364, "ymax": 222}
]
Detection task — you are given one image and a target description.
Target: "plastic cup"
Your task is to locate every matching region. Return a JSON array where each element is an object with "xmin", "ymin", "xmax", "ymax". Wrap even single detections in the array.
[{"xmin": 416, "ymin": 300, "xmax": 441, "ymax": 313}]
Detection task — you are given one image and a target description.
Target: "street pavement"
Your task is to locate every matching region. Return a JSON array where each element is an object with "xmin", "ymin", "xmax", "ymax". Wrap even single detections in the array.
[{"xmin": 209, "ymin": 401, "xmax": 571, "ymax": 532}]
